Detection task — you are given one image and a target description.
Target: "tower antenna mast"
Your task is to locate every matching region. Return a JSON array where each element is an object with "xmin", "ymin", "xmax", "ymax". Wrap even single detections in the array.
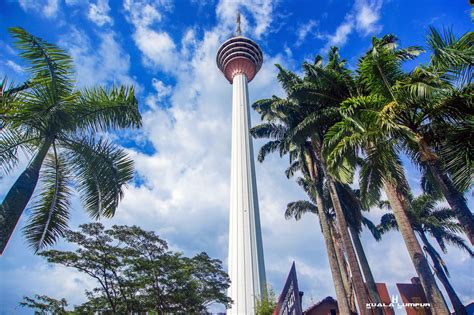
[{"xmin": 236, "ymin": 12, "xmax": 241, "ymax": 36}]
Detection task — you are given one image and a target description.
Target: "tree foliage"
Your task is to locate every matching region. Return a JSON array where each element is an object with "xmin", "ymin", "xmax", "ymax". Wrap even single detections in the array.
[
  {"xmin": 37, "ymin": 223, "xmax": 231, "ymax": 313},
  {"xmin": 19, "ymin": 295, "xmax": 68, "ymax": 315},
  {"xmin": 0, "ymin": 27, "xmax": 142, "ymax": 253}
]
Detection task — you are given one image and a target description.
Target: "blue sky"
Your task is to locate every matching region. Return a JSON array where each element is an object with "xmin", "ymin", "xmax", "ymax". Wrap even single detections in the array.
[{"xmin": 0, "ymin": 0, "xmax": 472, "ymax": 314}]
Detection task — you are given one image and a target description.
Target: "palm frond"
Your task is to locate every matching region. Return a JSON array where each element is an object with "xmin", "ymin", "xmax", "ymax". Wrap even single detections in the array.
[
  {"xmin": 256, "ymin": 140, "xmax": 282, "ymax": 162},
  {"xmin": 426, "ymin": 27, "xmax": 474, "ymax": 84},
  {"xmin": 0, "ymin": 128, "xmax": 37, "ymax": 175},
  {"xmin": 378, "ymin": 213, "xmax": 398, "ymax": 234},
  {"xmin": 362, "ymin": 216, "xmax": 382, "ymax": 241},
  {"xmin": 285, "ymin": 160, "xmax": 301, "ymax": 179},
  {"xmin": 275, "ymin": 64, "xmax": 302, "ymax": 94},
  {"xmin": 285, "ymin": 200, "xmax": 317, "ymax": 221},
  {"xmin": 250, "ymin": 122, "xmax": 287, "ymax": 140},
  {"xmin": 64, "ymin": 136, "xmax": 134, "ymax": 219},
  {"xmin": 73, "ymin": 86, "xmax": 142, "ymax": 132},
  {"xmin": 431, "ymin": 230, "xmax": 474, "ymax": 257},
  {"xmin": 9, "ymin": 27, "xmax": 74, "ymax": 92},
  {"xmin": 23, "ymin": 149, "xmax": 71, "ymax": 252},
  {"xmin": 437, "ymin": 121, "xmax": 474, "ymax": 192}
]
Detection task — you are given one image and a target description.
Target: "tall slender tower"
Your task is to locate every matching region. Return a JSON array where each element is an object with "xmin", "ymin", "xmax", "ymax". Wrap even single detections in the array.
[{"xmin": 216, "ymin": 13, "xmax": 266, "ymax": 315}]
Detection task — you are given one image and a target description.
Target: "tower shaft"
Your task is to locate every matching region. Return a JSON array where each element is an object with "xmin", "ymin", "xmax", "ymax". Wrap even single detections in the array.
[{"xmin": 228, "ymin": 73, "xmax": 266, "ymax": 314}]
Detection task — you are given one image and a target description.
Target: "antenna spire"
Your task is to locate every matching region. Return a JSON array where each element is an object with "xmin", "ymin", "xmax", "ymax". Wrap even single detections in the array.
[{"xmin": 236, "ymin": 12, "xmax": 241, "ymax": 36}]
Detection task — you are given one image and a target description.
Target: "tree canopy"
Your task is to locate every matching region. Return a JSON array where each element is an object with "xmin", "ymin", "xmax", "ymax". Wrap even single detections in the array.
[{"xmin": 34, "ymin": 223, "xmax": 231, "ymax": 314}]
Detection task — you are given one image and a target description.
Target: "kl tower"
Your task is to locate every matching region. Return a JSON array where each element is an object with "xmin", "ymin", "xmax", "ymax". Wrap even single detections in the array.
[{"xmin": 216, "ymin": 13, "xmax": 267, "ymax": 314}]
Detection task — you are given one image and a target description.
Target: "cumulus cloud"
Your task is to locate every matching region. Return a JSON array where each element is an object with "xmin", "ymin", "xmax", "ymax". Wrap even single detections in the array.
[
  {"xmin": 87, "ymin": 0, "xmax": 113, "ymax": 26},
  {"xmin": 1, "ymin": 262, "xmax": 96, "ymax": 308},
  {"xmin": 133, "ymin": 28, "xmax": 178, "ymax": 72},
  {"xmin": 123, "ymin": 0, "xmax": 179, "ymax": 73},
  {"xmin": 18, "ymin": 0, "xmax": 60, "ymax": 18},
  {"xmin": 58, "ymin": 28, "xmax": 137, "ymax": 88},
  {"xmin": 215, "ymin": 0, "xmax": 276, "ymax": 39},
  {"xmin": 145, "ymin": 78, "xmax": 173, "ymax": 109},
  {"xmin": 355, "ymin": 0, "xmax": 383, "ymax": 35}
]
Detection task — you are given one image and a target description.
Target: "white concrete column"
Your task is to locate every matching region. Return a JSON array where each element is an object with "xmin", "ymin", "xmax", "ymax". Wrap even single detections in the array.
[{"xmin": 227, "ymin": 73, "xmax": 266, "ymax": 315}]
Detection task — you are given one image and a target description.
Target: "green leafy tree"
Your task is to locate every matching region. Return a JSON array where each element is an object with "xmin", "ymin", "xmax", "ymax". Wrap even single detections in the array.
[
  {"xmin": 378, "ymin": 194, "xmax": 472, "ymax": 315},
  {"xmin": 255, "ymin": 286, "xmax": 278, "ymax": 315},
  {"xmin": 39, "ymin": 223, "xmax": 231, "ymax": 313},
  {"xmin": 19, "ymin": 294, "xmax": 68, "ymax": 314},
  {"xmin": 0, "ymin": 27, "xmax": 142, "ymax": 253}
]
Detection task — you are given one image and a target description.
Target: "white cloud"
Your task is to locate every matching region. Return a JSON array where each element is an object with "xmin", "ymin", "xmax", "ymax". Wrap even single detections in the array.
[
  {"xmin": 123, "ymin": 0, "xmax": 166, "ymax": 28},
  {"xmin": 58, "ymin": 28, "xmax": 137, "ymax": 88},
  {"xmin": 296, "ymin": 20, "xmax": 318, "ymax": 46},
  {"xmin": 123, "ymin": 0, "xmax": 178, "ymax": 73},
  {"xmin": 87, "ymin": 0, "xmax": 113, "ymax": 26},
  {"xmin": 18, "ymin": 0, "xmax": 60, "ymax": 18},
  {"xmin": 151, "ymin": 79, "xmax": 172, "ymax": 99},
  {"xmin": 133, "ymin": 27, "xmax": 178, "ymax": 72},
  {"xmin": 321, "ymin": 0, "xmax": 383, "ymax": 52},
  {"xmin": 145, "ymin": 78, "xmax": 172, "ymax": 109},
  {"xmin": 1, "ymin": 262, "xmax": 96, "ymax": 308},
  {"xmin": 215, "ymin": 0, "xmax": 276, "ymax": 39},
  {"xmin": 327, "ymin": 21, "xmax": 354, "ymax": 47},
  {"xmin": 355, "ymin": 0, "xmax": 383, "ymax": 35},
  {"xmin": 5, "ymin": 60, "xmax": 24, "ymax": 73}
]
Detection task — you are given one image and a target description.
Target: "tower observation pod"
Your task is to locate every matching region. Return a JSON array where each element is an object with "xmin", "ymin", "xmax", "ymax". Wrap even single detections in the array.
[{"xmin": 216, "ymin": 13, "xmax": 266, "ymax": 315}]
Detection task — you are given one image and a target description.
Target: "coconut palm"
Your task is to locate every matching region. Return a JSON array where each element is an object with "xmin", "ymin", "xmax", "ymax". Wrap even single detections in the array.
[
  {"xmin": 377, "ymin": 27, "xmax": 474, "ymax": 244},
  {"xmin": 378, "ymin": 193, "xmax": 472, "ymax": 314},
  {"xmin": 323, "ymin": 35, "xmax": 450, "ymax": 314},
  {"xmin": 0, "ymin": 28, "xmax": 142, "ymax": 253}
]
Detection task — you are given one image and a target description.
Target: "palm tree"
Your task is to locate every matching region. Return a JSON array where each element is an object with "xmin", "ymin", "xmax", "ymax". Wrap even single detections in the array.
[
  {"xmin": 0, "ymin": 28, "xmax": 142, "ymax": 253},
  {"xmin": 285, "ymin": 176, "xmax": 356, "ymax": 313},
  {"xmin": 336, "ymin": 185, "xmax": 383, "ymax": 309},
  {"xmin": 323, "ymin": 35, "xmax": 450, "ymax": 314},
  {"xmin": 377, "ymin": 27, "xmax": 474, "ymax": 244},
  {"xmin": 285, "ymin": 178, "xmax": 383, "ymax": 313},
  {"xmin": 250, "ymin": 67, "xmax": 352, "ymax": 314},
  {"xmin": 288, "ymin": 49, "xmax": 380, "ymax": 315},
  {"xmin": 378, "ymin": 193, "xmax": 472, "ymax": 314},
  {"xmin": 251, "ymin": 50, "xmax": 376, "ymax": 315}
]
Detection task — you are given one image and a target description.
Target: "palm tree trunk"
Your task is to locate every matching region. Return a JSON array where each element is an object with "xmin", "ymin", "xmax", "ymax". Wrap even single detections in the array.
[
  {"xmin": 315, "ymin": 188, "xmax": 353, "ymax": 315},
  {"xmin": 304, "ymin": 149, "xmax": 352, "ymax": 314},
  {"xmin": 0, "ymin": 138, "xmax": 51, "ymax": 254},
  {"xmin": 332, "ymin": 223, "xmax": 357, "ymax": 313},
  {"xmin": 427, "ymin": 161, "xmax": 473, "ymax": 245},
  {"xmin": 419, "ymin": 232, "xmax": 467, "ymax": 315},
  {"xmin": 383, "ymin": 180, "xmax": 450, "ymax": 315},
  {"xmin": 327, "ymin": 178, "xmax": 370, "ymax": 315},
  {"xmin": 349, "ymin": 225, "xmax": 384, "ymax": 312},
  {"xmin": 417, "ymin": 137, "xmax": 474, "ymax": 245}
]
